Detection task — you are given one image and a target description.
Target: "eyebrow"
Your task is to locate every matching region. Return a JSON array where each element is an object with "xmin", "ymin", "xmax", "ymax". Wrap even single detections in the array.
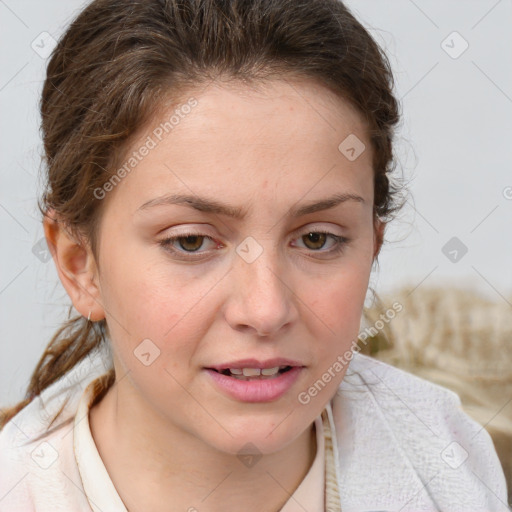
[{"xmin": 137, "ymin": 192, "xmax": 365, "ymax": 219}]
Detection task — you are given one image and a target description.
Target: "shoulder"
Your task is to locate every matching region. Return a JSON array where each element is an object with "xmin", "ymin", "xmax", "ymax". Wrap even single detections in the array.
[
  {"xmin": 1, "ymin": 345, "xmax": 111, "ymax": 441},
  {"xmin": 330, "ymin": 352, "xmax": 509, "ymax": 511},
  {"xmin": 0, "ymin": 346, "xmax": 112, "ymax": 511},
  {"xmin": 343, "ymin": 351, "xmax": 463, "ymax": 405},
  {"xmin": 337, "ymin": 352, "xmax": 468, "ymax": 435}
]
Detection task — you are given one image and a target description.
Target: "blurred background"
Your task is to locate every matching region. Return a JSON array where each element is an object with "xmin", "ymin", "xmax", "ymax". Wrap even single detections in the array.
[{"xmin": 1, "ymin": 0, "xmax": 511, "ymax": 406}]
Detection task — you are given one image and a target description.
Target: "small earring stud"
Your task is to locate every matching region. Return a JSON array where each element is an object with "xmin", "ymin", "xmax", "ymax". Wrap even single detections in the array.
[{"xmin": 87, "ymin": 310, "xmax": 92, "ymax": 322}]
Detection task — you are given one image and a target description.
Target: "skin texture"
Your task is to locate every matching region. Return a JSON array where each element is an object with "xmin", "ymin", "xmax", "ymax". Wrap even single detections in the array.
[{"xmin": 44, "ymin": 77, "xmax": 384, "ymax": 512}]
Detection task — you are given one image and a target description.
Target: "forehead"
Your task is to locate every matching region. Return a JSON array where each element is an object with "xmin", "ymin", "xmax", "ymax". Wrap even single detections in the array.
[
  {"xmin": 179, "ymin": 77, "xmax": 368, "ymax": 144},
  {"xmin": 105, "ymin": 78, "xmax": 373, "ymax": 212}
]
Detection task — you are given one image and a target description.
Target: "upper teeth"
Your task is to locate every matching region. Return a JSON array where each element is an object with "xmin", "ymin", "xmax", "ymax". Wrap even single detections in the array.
[{"xmin": 229, "ymin": 367, "xmax": 284, "ymax": 376}]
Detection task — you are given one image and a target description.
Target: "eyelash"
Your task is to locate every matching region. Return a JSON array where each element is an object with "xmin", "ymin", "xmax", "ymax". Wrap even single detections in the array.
[{"xmin": 158, "ymin": 230, "xmax": 349, "ymax": 260}]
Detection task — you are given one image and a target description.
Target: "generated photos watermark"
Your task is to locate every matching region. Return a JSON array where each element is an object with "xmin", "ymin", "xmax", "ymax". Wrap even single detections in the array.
[
  {"xmin": 297, "ymin": 301, "xmax": 403, "ymax": 405},
  {"xmin": 93, "ymin": 97, "xmax": 198, "ymax": 200}
]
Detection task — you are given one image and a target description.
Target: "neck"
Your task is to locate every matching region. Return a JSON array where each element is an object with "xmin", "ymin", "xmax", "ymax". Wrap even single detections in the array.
[{"xmin": 89, "ymin": 375, "xmax": 318, "ymax": 512}]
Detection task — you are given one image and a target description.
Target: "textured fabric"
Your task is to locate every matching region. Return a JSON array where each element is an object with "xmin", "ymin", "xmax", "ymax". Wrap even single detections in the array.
[
  {"xmin": 334, "ymin": 354, "xmax": 510, "ymax": 511},
  {"xmin": 364, "ymin": 286, "xmax": 512, "ymax": 496},
  {"xmin": 0, "ymin": 346, "xmax": 509, "ymax": 511}
]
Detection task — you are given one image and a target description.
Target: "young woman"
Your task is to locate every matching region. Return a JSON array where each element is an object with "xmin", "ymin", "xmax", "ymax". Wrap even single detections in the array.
[{"xmin": 0, "ymin": 0, "xmax": 508, "ymax": 510}]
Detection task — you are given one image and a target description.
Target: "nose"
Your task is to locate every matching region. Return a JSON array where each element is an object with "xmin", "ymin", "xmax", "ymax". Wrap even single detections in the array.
[{"xmin": 224, "ymin": 242, "xmax": 298, "ymax": 338}]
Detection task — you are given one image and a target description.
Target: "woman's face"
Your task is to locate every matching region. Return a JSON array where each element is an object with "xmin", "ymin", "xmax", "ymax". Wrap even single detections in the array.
[{"xmin": 93, "ymin": 78, "xmax": 381, "ymax": 455}]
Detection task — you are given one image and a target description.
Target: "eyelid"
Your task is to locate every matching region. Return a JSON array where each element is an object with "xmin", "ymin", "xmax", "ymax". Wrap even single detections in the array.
[
  {"xmin": 159, "ymin": 223, "xmax": 345, "ymax": 243},
  {"xmin": 293, "ymin": 222, "xmax": 346, "ymax": 237},
  {"xmin": 158, "ymin": 231, "xmax": 219, "ymax": 258},
  {"xmin": 158, "ymin": 224, "xmax": 349, "ymax": 260}
]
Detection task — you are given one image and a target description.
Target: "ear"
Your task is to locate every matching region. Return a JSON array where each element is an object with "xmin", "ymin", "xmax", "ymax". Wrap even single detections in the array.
[
  {"xmin": 373, "ymin": 217, "xmax": 386, "ymax": 261},
  {"xmin": 43, "ymin": 210, "xmax": 105, "ymax": 322}
]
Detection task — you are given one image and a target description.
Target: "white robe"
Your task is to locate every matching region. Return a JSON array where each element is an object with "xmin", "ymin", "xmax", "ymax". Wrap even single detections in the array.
[{"xmin": 0, "ymin": 344, "xmax": 508, "ymax": 511}]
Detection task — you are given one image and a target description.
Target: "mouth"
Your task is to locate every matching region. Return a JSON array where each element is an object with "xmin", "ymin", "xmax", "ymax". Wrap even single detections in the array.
[
  {"xmin": 204, "ymin": 365, "xmax": 304, "ymax": 402},
  {"xmin": 209, "ymin": 365, "xmax": 294, "ymax": 381}
]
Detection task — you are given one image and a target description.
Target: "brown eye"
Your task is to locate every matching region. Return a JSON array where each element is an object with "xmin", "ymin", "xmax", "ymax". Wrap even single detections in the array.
[
  {"xmin": 292, "ymin": 230, "xmax": 349, "ymax": 257},
  {"xmin": 302, "ymin": 232, "xmax": 328, "ymax": 250},
  {"xmin": 177, "ymin": 235, "xmax": 205, "ymax": 252},
  {"xmin": 159, "ymin": 233, "xmax": 216, "ymax": 255}
]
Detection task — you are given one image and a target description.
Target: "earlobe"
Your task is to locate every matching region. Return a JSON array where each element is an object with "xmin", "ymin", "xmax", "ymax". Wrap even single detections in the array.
[{"xmin": 43, "ymin": 210, "xmax": 105, "ymax": 321}]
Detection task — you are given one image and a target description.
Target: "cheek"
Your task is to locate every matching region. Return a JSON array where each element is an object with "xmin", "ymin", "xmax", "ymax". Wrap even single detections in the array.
[
  {"xmin": 98, "ymin": 245, "xmax": 214, "ymax": 372},
  {"xmin": 103, "ymin": 270, "xmax": 200, "ymax": 346},
  {"xmin": 308, "ymin": 260, "xmax": 371, "ymax": 327},
  {"xmin": 99, "ymin": 222, "xmax": 373, "ymax": 357},
  {"xmin": 300, "ymin": 267, "xmax": 371, "ymax": 398},
  {"xmin": 98, "ymin": 233, "xmax": 175, "ymax": 323},
  {"xmin": 303, "ymin": 256, "xmax": 372, "ymax": 369}
]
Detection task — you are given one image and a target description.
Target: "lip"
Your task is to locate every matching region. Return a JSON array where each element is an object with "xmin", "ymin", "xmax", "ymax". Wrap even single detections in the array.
[
  {"xmin": 204, "ymin": 366, "xmax": 304, "ymax": 403},
  {"xmin": 206, "ymin": 358, "xmax": 304, "ymax": 371}
]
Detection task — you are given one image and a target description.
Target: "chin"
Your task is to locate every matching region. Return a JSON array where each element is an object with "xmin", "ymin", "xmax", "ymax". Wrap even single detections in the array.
[{"xmin": 203, "ymin": 418, "xmax": 309, "ymax": 457}]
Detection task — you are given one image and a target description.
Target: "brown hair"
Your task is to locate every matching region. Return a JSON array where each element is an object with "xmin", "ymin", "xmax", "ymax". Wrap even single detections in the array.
[{"xmin": 0, "ymin": 0, "xmax": 402, "ymax": 430}]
